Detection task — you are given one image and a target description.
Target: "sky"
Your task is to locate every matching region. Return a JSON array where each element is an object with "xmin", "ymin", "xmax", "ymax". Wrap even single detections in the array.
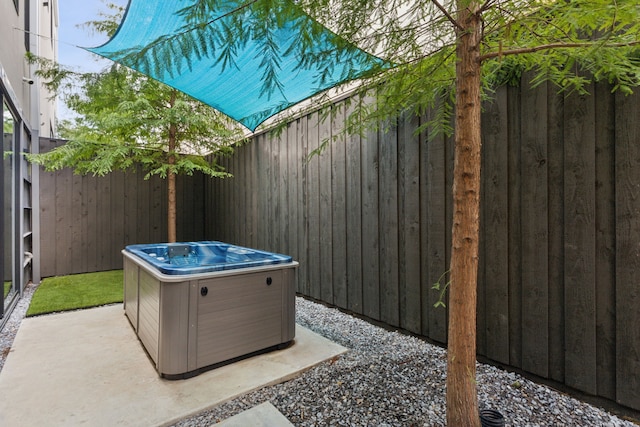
[
  {"xmin": 57, "ymin": 0, "xmax": 128, "ymax": 118},
  {"xmin": 58, "ymin": 0, "xmax": 127, "ymax": 71}
]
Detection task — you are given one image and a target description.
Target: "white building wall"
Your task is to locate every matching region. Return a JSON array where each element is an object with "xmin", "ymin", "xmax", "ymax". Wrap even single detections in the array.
[{"xmin": 1, "ymin": 0, "xmax": 58, "ymax": 324}]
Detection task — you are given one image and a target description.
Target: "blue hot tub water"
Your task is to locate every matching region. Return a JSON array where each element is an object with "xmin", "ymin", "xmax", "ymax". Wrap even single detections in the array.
[{"xmin": 125, "ymin": 241, "xmax": 293, "ymax": 275}]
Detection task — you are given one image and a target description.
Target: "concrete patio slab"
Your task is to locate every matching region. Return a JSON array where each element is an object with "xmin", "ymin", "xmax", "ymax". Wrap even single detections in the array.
[{"xmin": 0, "ymin": 304, "xmax": 346, "ymax": 427}]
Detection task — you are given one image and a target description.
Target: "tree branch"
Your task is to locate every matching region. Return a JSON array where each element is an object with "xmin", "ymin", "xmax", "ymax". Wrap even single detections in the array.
[
  {"xmin": 430, "ymin": 0, "xmax": 464, "ymax": 32},
  {"xmin": 479, "ymin": 40, "xmax": 640, "ymax": 62}
]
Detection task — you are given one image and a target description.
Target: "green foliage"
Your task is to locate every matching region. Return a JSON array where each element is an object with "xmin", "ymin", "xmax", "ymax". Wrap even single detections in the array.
[
  {"xmin": 431, "ymin": 270, "xmax": 450, "ymax": 309},
  {"xmin": 26, "ymin": 270, "xmax": 124, "ymax": 317}
]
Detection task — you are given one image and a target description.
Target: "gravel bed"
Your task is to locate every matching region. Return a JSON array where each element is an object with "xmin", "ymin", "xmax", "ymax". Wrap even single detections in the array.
[
  {"xmin": 171, "ymin": 297, "xmax": 636, "ymax": 427},
  {"xmin": 0, "ymin": 282, "xmax": 37, "ymax": 373},
  {"xmin": 0, "ymin": 293, "xmax": 636, "ymax": 426}
]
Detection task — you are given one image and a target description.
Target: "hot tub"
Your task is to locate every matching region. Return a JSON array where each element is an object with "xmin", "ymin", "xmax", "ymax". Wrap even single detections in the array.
[{"xmin": 122, "ymin": 241, "xmax": 298, "ymax": 379}]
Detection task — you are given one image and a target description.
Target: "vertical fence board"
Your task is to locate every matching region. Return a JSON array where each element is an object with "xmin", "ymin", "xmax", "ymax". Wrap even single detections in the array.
[
  {"xmin": 280, "ymin": 132, "xmax": 290, "ymax": 255},
  {"xmin": 297, "ymin": 117, "xmax": 309, "ymax": 295},
  {"xmin": 346, "ymin": 100, "xmax": 363, "ymax": 314},
  {"xmin": 564, "ymin": 86, "xmax": 597, "ymax": 394},
  {"xmin": 270, "ymin": 138, "xmax": 278, "ymax": 248},
  {"xmin": 160, "ymin": 171, "xmax": 168, "ymax": 242},
  {"xmin": 332, "ymin": 104, "xmax": 348, "ymax": 308},
  {"xmin": 520, "ymin": 79, "xmax": 549, "ymax": 378},
  {"xmin": 594, "ymin": 83, "xmax": 616, "ymax": 400},
  {"xmin": 150, "ymin": 176, "xmax": 163, "ymax": 243},
  {"xmin": 125, "ymin": 173, "xmax": 138, "ymax": 244},
  {"xmin": 481, "ymin": 87, "xmax": 510, "ymax": 364},
  {"xmin": 425, "ymin": 107, "xmax": 448, "ymax": 343},
  {"xmin": 319, "ymin": 114, "xmax": 334, "ymax": 304},
  {"xmin": 379, "ymin": 121, "xmax": 399, "ymax": 326},
  {"xmin": 307, "ymin": 113, "xmax": 321, "ymax": 300},
  {"xmin": 615, "ymin": 91, "xmax": 640, "ymax": 410},
  {"xmin": 256, "ymin": 134, "xmax": 268, "ymax": 250},
  {"xmin": 287, "ymin": 122, "xmax": 299, "ymax": 268},
  {"xmin": 361, "ymin": 97, "xmax": 380, "ymax": 320},
  {"xmin": 38, "ymin": 139, "xmax": 56, "ymax": 277},
  {"xmin": 53, "ymin": 167, "xmax": 72, "ymax": 276},
  {"xmin": 507, "ymin": 85, "xmax": 523, "ymax": 369},
  {"xmin": 249, "ymin": 141, "xmax": 259, "ymax": 248},
  {"xmin": 398, "ymin": 111, "xmax": 421, "ymax": 334},
  {"xmin": 70, "ymin": 173, "xmax": 83, "ymax": 274},
  {"xmin": 547, "ymin": 87, "xmax": 565, "ymax": 383},
  {"xmin": 110, "ymin": 172, "xmax": 126, "ymax": 268},
  {"xmin": 194, "ymin": 175, "xmax": 205, "ymax": 239},
  {"xmin": 78, "ymin": 173, "xmax": 89, "ymax": 273},
  {"xmin": 228, "ymin": 157, "xmax": 234, "ymax": 242},
  {"xmin": 81, "ymin": 174, "xmax": 97, "ymax": 273},
  {"xmin": 219, "ymin": 160, "xmax": 226, "ymax": 241},
  {"xmin": 419, "ymin": 115, "xmax": 430, "ymax": 337},
  {"xmin": 271, "ymin": 133, "xmax": 281, "ymax": 251},
  {"xmin": 233, "ymin": 147, "xmax": 242, "ymax": 243},
  {"xmin": 239, "ymin": 150, "xmax": 246, "ymax": 244},
  {"xmin": 176, "ymin": 174, "xmax": 185, "ymax": 241},
  {"xmin": 96, "ymin": 173, "xmax": 112, "ymax": 269},
  {"xmin": 136, "ymin": 172, "xmax": 151, "ymax": 245}
]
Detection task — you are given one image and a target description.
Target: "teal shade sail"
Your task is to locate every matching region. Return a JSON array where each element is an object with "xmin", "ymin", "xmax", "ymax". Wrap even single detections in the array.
[{"xmin": 88, "ymin": 0, "xmax": 390, "ymax": 131}]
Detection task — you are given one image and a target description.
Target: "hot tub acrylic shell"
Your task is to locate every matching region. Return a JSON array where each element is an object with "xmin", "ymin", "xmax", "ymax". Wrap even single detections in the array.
[
  {"xmin": 125, "ymin": 241, "xmax": 294, "ymax": 275},
  {"xmin": 122, "ymin": 242, "xmax": 298, "ymax": 379}
]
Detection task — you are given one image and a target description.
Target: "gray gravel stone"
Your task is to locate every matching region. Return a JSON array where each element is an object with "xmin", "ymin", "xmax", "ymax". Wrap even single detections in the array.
[{"xmin": 0, "ymin": 282, "xmax": 37, "ymax": 373}]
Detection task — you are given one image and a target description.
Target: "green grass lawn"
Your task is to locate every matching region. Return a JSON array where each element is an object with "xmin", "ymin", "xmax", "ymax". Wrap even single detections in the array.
[
  {"xmin": 3, "ymin": 281, "xmax": 10, "ymax": 298},
  {"xmin": 27, "ymin": 270, "xmax": 123, "ymax": 317}
]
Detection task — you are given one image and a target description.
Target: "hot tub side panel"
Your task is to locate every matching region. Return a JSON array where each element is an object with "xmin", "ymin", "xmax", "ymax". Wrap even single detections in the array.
[
  {"xmin": 123, "ymin": 257, "xmax": 139, "ymax": 332},
  {"xmin": 138, "ymin": 269, "xmax": 161, "ymax": 365},
  {"xmin": 281, "ymin": 267, "xmax": 296, "ymax": 342},
  {"xmin": 157, "ymin": 280, "xmax": 192, "ymax": 376},
  {"xmin": 194, "ymin": 270, "xmax": 286, "ymax": 369}
]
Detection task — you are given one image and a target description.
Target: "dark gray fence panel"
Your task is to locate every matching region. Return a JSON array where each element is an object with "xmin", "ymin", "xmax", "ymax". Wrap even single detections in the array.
[
  {"xmin": 306, "ymin": 113, "xmax": 321, "ymax": 301},
  {"xmin": 378, "ymin": 119, "xmax": 399, "ymax": 327},
  {"xmin": 319, "ymin": 112, "xmax": 333, "ymax": 304},
  {"xmin": 423, "ymin": 106, "xmax": 448, "ymax": 343},
  {"xmin": 547, "ymin": 86, "xmax": 565, "ymax": 384},
  {"xmin": 614, "ymin": 91, "xmax": 640, "ymax": 411},
  {"xmin": 38, "ymin": 138, "xmax": 205, "ymax": 277},
  {"xmin": 201, "ymin": 82, "xmax": 640, "ymax": 412},
  {"xmin": 361, "ymin": 102, "xmax": 381, "ymax": 320},
  {"xmin": 345, "ymin": 101, "xmax": 364, "ymax": 314},
  {"xmin": 398, "ymin": 111, "xmax": 422, "ymax": 335},
  {"xmin": 507, "ymin": 84, "xmax": 523, "ymax": 370},
  {"xmin": 563, "ymin": 84, "xmax": 598, "ymax": 395},
  {"xmin": 594, "ymin": 82, "xmax": 616, "ymax": 401},
  {"xmin": 480, "ymin": 87, "xmax": 510, "ymax": 365},
  {"xmin": 331, "ymin": 103, "xmax": 348, "ymax": 309},
  {"xmin": 296, "ymin": 117, "xmax": 309, "ymax": 297},
  {"xmin": 520, "ymin": 78, "xmax": 550, "ymax": 379}
]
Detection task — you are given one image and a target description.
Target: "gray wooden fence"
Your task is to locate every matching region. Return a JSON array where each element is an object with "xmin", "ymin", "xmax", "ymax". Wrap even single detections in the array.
[
  {"xmin": 38, "ymin": 138, "xmax": 206, "ymax": 277},
  {"xmin": 37, "ymin": 79, "xmax": 640, "ymax": 412},
  {"xmin": 205, "ymin": 81, "xmax": 640, "ymax": 412}
]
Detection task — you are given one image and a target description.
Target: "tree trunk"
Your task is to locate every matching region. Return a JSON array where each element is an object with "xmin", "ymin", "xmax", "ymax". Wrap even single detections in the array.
[
  {"xmin": 168, "ymin": 165, "xmax": 176, "ymax": 243},
  {"xmin": 446, "ymin": 2, "xmax": 482, "ymax": 426},
  {"xmin": 167, "ymin": 90, "xmax": 178, "ymax": 243}
]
